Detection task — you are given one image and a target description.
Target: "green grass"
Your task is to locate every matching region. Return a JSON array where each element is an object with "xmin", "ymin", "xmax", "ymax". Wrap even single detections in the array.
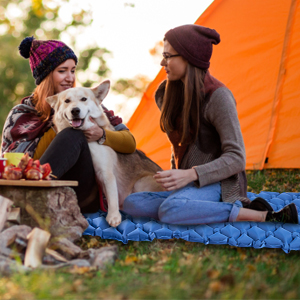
[
  {"xmin": 1, "ymin": 169, "xmax": 300, "ymax": 300},
  {"xmin": 246, "ymin": 169, "xmax": 300, "ymax": 194}
]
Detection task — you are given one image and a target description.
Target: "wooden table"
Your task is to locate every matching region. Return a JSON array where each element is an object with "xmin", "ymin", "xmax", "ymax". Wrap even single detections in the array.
[{"xmin": 0, "ymin": 179, "xmax": 78, "ymax": 187}]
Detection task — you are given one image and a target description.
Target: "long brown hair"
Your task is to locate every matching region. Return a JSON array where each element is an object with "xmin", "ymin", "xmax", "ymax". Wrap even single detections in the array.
[
  {"xmin": 160, "ymin": 63, "xmax": 206, "ymax": 145},
  {"xmin": 32, "ymin": 72, "xmax": 76, "ymax": 121}
]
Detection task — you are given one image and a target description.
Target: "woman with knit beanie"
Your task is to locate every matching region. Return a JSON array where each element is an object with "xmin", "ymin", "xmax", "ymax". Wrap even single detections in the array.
[
  {"xmin": 123, "ymin": 24, "xmax": 298, "ymax": 224},
  {"xmin": 1, "ymin": 36, "xmax": 136, "ymax": 213}
]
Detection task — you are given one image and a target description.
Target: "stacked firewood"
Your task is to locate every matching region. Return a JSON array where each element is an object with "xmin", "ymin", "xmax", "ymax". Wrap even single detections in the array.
[{"xmin": 0, "ymin": 196, "xmax": 118, "ymax": 276}]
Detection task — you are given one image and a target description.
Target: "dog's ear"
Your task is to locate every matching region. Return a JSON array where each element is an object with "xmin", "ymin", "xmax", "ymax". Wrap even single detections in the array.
[
  {"xmin": 46, "ymin": 95, "xmax": 58, "ymax": 108},
  {"xmin": 91, "ymin": 80, "xmax": 110, "ymax": 103}
]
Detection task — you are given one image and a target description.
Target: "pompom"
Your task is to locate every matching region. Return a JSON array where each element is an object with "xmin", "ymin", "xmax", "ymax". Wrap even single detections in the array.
[{"xmin": 19, "ymin": 36, "xmax": 35, "ymax": 59}]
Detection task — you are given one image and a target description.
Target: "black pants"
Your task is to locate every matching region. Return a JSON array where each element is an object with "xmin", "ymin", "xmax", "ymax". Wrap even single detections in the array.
[{"xmin": 40, "ymin": 127, "xmax": 100, "ymax": 213}]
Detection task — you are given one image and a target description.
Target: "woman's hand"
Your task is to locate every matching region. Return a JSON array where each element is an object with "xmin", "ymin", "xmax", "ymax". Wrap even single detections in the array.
[
  {"xmin": 153, "ymin": 169, "xmax": 198, "ymax": 191},
  {"xmin": 83, "ymin": 117, "xmax": 104, "ymax": 142}
]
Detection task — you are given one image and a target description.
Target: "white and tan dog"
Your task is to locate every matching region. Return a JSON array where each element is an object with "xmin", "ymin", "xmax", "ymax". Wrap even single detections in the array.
[{"xmin": 46, "ymin": 80, "xmax": 163, "ymax": 227}]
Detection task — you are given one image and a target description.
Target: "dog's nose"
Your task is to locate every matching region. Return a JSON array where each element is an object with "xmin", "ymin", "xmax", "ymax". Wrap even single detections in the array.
[{"xmin": 71, "ymin": 107, "xmax": 80, "ymax": 116}]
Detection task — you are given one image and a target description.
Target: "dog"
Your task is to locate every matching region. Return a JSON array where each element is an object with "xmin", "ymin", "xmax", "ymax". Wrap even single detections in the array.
[{"xmin": 46, "ymin": 80, "xmax": 164, "ymax": 227}]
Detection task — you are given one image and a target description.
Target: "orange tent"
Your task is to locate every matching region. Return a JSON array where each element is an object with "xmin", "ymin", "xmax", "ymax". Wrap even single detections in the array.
[{"xmin": 127, "ymin": 0, "xmax": 300, "ymax": 170}]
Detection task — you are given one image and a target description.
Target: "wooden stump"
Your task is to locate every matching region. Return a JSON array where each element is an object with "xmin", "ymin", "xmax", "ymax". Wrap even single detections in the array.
[{"xmin": 0, "ymin": 186, "xmax": 88, "ymax": 242}]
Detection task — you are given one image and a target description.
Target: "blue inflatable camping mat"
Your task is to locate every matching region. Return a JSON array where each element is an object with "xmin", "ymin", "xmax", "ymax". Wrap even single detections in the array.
[{"xmin": 83, "ymin": 191, "xmax": 300, "ymax": 253}]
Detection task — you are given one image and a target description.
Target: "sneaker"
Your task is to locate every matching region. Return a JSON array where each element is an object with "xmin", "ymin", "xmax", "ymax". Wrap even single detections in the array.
[
  {"xmin": 249, "ymin": 197, "xmax": 274, "ymax": 212},
  {"xmin": 266, "ymin": 203, "xmax": 299, "ymax": 224}
]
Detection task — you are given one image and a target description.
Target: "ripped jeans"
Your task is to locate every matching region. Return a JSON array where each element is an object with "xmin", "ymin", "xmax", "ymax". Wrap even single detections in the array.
[{"xmin": 123, "ymin": 182, "xmax": 242, "ymax": 225}]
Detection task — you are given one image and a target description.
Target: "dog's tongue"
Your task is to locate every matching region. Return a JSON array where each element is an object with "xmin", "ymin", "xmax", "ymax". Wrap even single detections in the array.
[{"xmin": 72, "ymin": 119, "xmax": 82, "ymax": 128}]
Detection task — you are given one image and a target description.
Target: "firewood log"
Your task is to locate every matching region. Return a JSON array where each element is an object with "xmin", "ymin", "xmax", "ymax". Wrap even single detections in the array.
[
  {"xmin": 48, "ymin": 237, "xmax": 82, "ymax": 260},
  {"xmin": 45, "ymin": 248, "xmax": 68, "ymax": 263},
  {"xmin": 7, "ymin": 207, "xmax": 20, "ymax": 224},
  {"xmin": 0, "ymin": 196, "xmax": 13, "ymax": 232},
  {"xmin": 24, "ymin": 228, "xmax": 51, "ymax": 268},
  {"xmin": 0, "ymin": 225, "xmax": 31, "ymax": 247}
]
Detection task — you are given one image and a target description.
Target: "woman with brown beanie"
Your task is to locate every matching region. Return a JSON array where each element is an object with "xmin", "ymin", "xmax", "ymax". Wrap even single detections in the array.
[
  {"xmin": 1, "ymin": 36, "xmax": 136, "ymax": 213},
  {"xmin": 123, "ymin": 24, "xmax": 298, "ymax": 225}
]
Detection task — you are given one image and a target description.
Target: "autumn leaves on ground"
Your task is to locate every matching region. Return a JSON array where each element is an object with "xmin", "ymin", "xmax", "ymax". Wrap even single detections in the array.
[{"xmin": 1, "ymin": 169, "xmax": 300, "ymax": 300}]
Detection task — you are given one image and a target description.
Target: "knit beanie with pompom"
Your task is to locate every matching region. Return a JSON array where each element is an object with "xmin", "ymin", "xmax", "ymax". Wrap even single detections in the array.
[
  {"xmin": 18, "ymin": 36, "xmax": 78, "ymax": 85},
  {"xmin": 165, "ymin": 24, "xmax": 220, "ymax": 70}
]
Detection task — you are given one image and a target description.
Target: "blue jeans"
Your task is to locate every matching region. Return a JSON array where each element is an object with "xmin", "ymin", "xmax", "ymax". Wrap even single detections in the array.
[{"xmin": 123, "ymin": 182, "xmax": 242, "ymax": 225}]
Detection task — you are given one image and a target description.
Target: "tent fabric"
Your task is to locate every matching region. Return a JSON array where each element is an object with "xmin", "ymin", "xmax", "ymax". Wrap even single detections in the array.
[
  {"xmin": 127, "ymin": 0, "xmax": 300, "ymax": 170},
  {"xmin": 83, "ymin": 191, "xmax": 300, "ymax": 253}
]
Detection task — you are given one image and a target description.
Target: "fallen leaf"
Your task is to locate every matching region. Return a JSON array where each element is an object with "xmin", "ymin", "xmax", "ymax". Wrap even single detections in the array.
[
  {"xmin": 178, "ymin": 257, "xmax": 194, "ymax": 267},
  {"xmin": 124, "ymin": 255, "xmax": 138, "ymax": 265},
  {"xmin": 208, "ymin": 280, "xmax": 224, "ymax": 292},
  {"xmin": 159, "ymin": 248, "xmax": 173, "ymax": 255},
  {"xmin": 207, "ymin": 269, "xmax": 220, "ymax": 279},
  {"xmin": 255, "ymin": 255, "xmax": 262, "ymax": 263},
  {"xmin": 149, "ymin": 264, "xmax": 164, "ymax": 273},
  {"xmin": 271, "ymin": 267, "xmax": 277, "ymax": 275},
  {"xmin": 240, "ymin": 253, "xmax": 247, "ymax": 261},
  {"xmin": 71, "ymin": 279, "xmax": 87, "ymax": 292},
  {"xmin": 219, "ymin": 274, "xmax": 235, "ymax": 286},
  {"xmin": 86, "ymin": 237, "xmax": 100, "ymax": 248},
  {"xmin": 247, "ymin": 264, "xmax": 257, "ymax": 272},
  {"xmin": 70, "ymin": 265, "xmax": 92, "ymax": 274},
  {"xmin": 138, "ymin": 254, "xmax": 148, "ymax": 261},
  {"xmin": 182, "ymin": 252, "xmax": 195, "ymax": 260}
]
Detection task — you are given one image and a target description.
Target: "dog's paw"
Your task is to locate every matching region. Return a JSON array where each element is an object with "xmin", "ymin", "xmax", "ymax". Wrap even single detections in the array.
[{"xmin": 106, "ymin": 211, "xmax": 122, "ymax": 227}]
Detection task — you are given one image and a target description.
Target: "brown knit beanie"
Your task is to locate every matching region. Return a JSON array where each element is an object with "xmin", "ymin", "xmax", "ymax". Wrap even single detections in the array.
[{"xmin": 165, "ymin": 24, "xmax": 220, "ymax": 69}]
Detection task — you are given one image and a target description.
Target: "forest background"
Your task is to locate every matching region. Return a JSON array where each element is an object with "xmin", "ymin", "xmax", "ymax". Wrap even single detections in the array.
[
  {"xmin": 0, "ymin": 0, "xmax": 145, "ymax": 133},
  {"xmin": 0, "ymin": 0, "xmax": 212, "ymax": 133}
]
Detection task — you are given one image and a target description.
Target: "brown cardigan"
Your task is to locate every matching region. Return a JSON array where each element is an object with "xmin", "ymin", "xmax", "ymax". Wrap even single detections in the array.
[{"xmin": 155, "ymin": 72, "xmax": 250, "ymax": 206}]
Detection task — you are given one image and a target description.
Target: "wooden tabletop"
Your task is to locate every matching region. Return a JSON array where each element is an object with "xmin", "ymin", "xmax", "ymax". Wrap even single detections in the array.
[{"xmin": 0, "ymin": 179, "xmax": 78, "ymax": 187}]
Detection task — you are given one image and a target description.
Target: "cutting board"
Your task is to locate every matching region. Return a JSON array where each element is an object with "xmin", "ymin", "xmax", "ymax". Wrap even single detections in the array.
[{"xmin": 0, "ymin": 179, "xmax": 78, "ymax": 187}]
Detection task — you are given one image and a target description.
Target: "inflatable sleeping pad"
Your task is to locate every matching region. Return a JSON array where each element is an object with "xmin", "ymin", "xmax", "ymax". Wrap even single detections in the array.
[{"xmin": 83, "ymin": 192, "xmax": 300, "ymax": 253}]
